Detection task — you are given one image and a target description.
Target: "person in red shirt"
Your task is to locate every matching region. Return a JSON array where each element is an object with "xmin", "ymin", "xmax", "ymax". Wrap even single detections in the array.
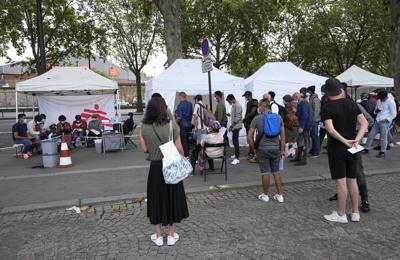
[{"xmin": 71, "ymin": 115, "xmax": 87, "ymax": 147}]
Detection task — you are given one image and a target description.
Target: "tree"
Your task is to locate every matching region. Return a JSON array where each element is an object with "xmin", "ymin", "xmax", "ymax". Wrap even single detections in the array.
[
  {"xmin": 390, "ymin": 0, "xmax": 400, "ymax": 96},
  {"xmin": 152, "ymin": 0, "xmax": 182, "ymax": 65},
  {"xmin": 289, "ymin": 0, "xmax": 390, "ymax": 77},
  {"xmin": 2, "ymin": 0, "xmax": 108, "ymax": 73},
  {"xmin": 89, "ymin": 0, "xmax": 162, "ymax": 112}
]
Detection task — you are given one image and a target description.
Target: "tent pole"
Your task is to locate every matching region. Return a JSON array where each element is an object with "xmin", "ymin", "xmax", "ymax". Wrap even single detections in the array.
[
  {"xmin": 32, "ymin": 95, "xmax": 35, "ymax": 119},
  {"xmin": 15, "ymin": 91, "xmax": 18, "ymax": 121}
]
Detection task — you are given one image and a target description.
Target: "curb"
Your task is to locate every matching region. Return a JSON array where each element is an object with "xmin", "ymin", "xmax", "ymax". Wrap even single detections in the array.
[{"xmin": 1, "ymin": 168, "xmax": 399, "ymax": 215}]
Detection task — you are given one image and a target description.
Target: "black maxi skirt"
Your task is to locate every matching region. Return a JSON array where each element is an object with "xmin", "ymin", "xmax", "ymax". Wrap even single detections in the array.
[{"xmin": 147, "ymin": 160, "xmax": 189, "ymax": 226}]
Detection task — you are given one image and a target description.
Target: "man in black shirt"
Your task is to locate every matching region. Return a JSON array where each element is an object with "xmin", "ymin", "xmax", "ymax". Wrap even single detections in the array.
[
  {"xmin": 321, "ymin": 78, "xmax": 368, "ymax": 223},
  {"xmin": 242, "ymin": 91, "xmax": 258, "ymax": 161}
]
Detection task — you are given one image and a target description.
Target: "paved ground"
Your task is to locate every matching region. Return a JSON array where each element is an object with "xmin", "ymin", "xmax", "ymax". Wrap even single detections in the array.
[{"xmin": 0, "ymin": 173, "xmax": 399, "ymax": 259}]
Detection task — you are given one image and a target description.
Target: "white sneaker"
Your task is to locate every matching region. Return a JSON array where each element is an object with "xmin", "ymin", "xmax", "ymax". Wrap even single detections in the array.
[
  {"xmin": 230, "ymin": 155, "xmax": 236, "ymax": 159},
  {"xmin": 258, "ymin": 193, "xmax": 269, "ymax": 202},
  {"xmin": 323, "ymin": 211, "xmax": 348, "ymax": 223},
  {"xmin": 273, "ymin": 194, "xmax": 284, "ymax": 203},
  {"xmin": 351, "ymin": 212, "xmax": 360, "ymax": 222},
  {"xmin": 231, "ymin": 158, "xmax": 240, "ymax": 165},
  {"xmin": 167, "ymin": 233, "xmax": 179, "ymax": 246},
  {"xmin": 151, "ymin": 234, "xmax": 163, "ymax": 246}
]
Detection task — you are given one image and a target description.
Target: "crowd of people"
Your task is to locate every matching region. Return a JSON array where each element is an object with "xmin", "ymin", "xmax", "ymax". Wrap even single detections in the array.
[
  {"xmin": 11, "ymin": 112, "xmax": 137, "ymax": 159},
  {"xmin": 139, "ymin": 78, "xmax": 400, "ymax": 246}
]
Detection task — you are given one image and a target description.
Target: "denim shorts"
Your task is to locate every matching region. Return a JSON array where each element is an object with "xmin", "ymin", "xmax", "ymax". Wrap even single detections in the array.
[{"xmin": 257, "ymin": 149, "xmax": 280, "ymax": 175}]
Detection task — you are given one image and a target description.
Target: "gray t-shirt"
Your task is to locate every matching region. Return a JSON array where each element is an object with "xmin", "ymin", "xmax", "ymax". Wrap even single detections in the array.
[
  {"xmin": 250, "ymin": 113, "xmax": 281, "ymax": 150},
  {"xmin": 141, "ymin": 122, "xmax": 180, "ymax": 161}
]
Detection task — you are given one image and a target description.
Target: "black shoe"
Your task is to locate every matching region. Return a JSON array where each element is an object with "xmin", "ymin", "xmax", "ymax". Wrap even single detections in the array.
[
  {"xmin": 373, "ymin": 145, "xmax": 381, "ymax": 150},
  {"xmin": 360, "ymin": 201, "xmax": 370, "ymax": 213},
  {"xmin": 323, "ymin": 145, "xmax": 328, "ymax": 150},
  {"xmin": 376, "ymin": 152, "xmax": 385, "ymax": 158},
  {"xmin": 361, "ymin": 149, "xmax": 369, "ymax": 154},
  {"xmin": 387, "ymin": 145, "xmax": 391, "ymax": 150},
  {"xmin": 328, "ymin": 194, "xmax": 338, "ymax": 201},
  {"xmin": 295, "ymin": 161, "xmax": 307, "ymax": 166}
]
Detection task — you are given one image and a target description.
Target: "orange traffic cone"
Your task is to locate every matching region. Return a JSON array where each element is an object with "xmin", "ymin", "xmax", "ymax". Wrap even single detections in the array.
[{"xmin": 58, "ymin": 141, "xmax": 73, "ymax": 167}]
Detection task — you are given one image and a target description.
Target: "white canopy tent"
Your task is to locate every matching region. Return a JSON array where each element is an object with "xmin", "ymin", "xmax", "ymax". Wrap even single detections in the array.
[
  {"xmin": 336, "ymin": 65, "xmax": 394, "ymax": 98},
  {"xmin": 145, "ymin": 59, "xmax": 245, "ymax": 111},
  {"xmin": 244, "ymin": 62, "xmax": 327, "ymax": 104},
  {"xmin": 15, "ymin": 67, "xmax": 120, "ymax": 125}
]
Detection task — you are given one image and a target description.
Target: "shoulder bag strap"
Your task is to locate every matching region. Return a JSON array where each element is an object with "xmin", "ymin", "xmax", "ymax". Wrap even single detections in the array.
[{"xmin": 152, "ymin": 123, "xmax": 163, "ymax": 144}]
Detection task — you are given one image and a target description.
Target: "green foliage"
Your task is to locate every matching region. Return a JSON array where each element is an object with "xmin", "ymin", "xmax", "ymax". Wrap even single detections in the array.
[{"xmin": 88, "ymin": 0, "xmax": 163, "ymax": 112}]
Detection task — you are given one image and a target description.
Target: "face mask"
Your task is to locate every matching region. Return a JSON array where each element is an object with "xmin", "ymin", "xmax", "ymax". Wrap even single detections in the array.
[
  {"xmin": 293, "ymin": 100, "xmax": 299, "ymax": 104},
  {"xmin": 306, "ymin": 93, "xmax": 311, "ymax": 97},
  {"xmin": 23, "ymin": 119, "xmax": 27, "ymax": 123}
]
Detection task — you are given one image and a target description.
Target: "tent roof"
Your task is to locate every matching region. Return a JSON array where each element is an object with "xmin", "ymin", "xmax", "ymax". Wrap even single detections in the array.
[
  {"xmin": 245, "ymin": 62, "xmax": 327, "ymax": 87},
  {"xmin": 336, "ymin": 65, "xmax": 393, "ymax": 88},
  {"xmin": 16, "ymin": 66, "xmax": 118, "ymax": 95},
  {"xmin": 148, "ymin": 59, "xmax": 244, "ymax": 92}
]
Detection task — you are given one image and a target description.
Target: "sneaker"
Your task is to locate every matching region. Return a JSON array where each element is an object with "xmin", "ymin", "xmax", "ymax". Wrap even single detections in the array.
[
  {"xmin": 231, "ymin": 158, "xmax": 240, "ymax": 165},
  {"xmin": 323, "ymin": 211, "xmax": 348, "ymax": 223},
  {"xmin": 167, "ymin": 233, "xmax": 179, "ymax": 246},
  {"xmin": 351, "ymin": 212, "xmax": 360, "ymax": 222},
  {"xmin": 361, "ymin": 149, "xmax": 369, "ymax": 154},
  {"xmin": 258, "ymin": 193, "xmax": 269, "ymax": 202},
  {"xmin": 360, "ymin": 201, "xmax": 370, "ymax": 213},
  {"xmin": 150, "ymin": 234, "xmax": 163, "ymax": 246},
  {"xmin": 273, "ymin": 194, "xmax": 284, "ymax": 203},
  {"xmin": 376, "ymin": 152, "xmax": 385, "ymax": 158},
  {"xmin": 310, "ymin": 153, "xmax": 320, "ymax": 158},
  {"xmin": 248, "ymin": 156, "xmax": 257, "ymax": 163},
  {"xmin": 230, "ymin": 155, "xmax": 236, "ymax": 159}
]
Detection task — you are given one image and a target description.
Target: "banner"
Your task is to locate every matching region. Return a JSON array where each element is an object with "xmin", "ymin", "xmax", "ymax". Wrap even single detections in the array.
[{"xmin": 37, "ymin": 95, "xmax": 116, "ymax": 127}]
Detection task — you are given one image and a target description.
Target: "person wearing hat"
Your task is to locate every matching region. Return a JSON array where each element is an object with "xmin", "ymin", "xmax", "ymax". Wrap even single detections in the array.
[
  {"xmin": 242, "ymin": 91, "xmax": 258, "ymax": 161},
  {"xmin": 306, "ymin": 85, "xmax": 321, "ymax": 157},
  {"xmin": 321, "ymin": 78, "xmax": 368, "ymax": 223},
  {"xmin": 282, "ymin": 94, "xmax": 298, "ymax": 144},
  {"xmin": 56, "ymin": 115, "xmax": 72, "ymax": 146},
  {"xmin": 72, "ymin": 114, "xmax": 87, "ymax": 147},
  {"xmin": 291, "ymin": 90, "xmax": 313, "ymax": 166}
]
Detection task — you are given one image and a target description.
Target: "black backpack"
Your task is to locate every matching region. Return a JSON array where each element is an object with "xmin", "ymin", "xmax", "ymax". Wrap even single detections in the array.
[{"xmin": 271, "ymin": 101, "xmax": 287, "ymax": 121}]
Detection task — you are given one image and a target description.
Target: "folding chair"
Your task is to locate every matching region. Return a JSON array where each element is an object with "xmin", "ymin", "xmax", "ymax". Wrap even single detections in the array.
[
  {"xmin": 13, "ymin": 144, "xmax": 24, "ymax": 159},
  {"xmin": 202, "ymin": 142, "xmax": 227, "ymax": 182},
  {"xmin": 124, "ymin": 124, "xmax": 138, "ymax": 148}
]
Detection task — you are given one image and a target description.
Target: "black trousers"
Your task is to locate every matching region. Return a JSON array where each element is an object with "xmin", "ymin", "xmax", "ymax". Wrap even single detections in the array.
[{"xmin": 232, "ymin": 128, "xmax": 240, "ymax": 159}]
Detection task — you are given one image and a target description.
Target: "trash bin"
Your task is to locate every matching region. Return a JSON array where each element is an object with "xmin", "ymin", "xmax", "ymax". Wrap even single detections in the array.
[
  {"xmin": 42, "ymin": 153, "xmax": 59, "ymax": 168},
  {"xmin": 42, "ymin": 139, "xmax": 58, "ymax": 155},
  {"xmin": 94, "ymin": 139, "xmax": 103, "ymax": 153},
  {"xmin": 41, "ymin": 139, "xmax": 59, "ymax": 168}
]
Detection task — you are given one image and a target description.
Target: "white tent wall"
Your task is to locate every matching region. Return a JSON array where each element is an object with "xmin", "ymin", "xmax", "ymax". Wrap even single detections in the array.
[
  {"xmin": 37, "ymin": 94, "xmax": 116, "ymax": 126},
  {"xmin": 245, "ymin": 62, "xmax": 327, "ymax": 104}
]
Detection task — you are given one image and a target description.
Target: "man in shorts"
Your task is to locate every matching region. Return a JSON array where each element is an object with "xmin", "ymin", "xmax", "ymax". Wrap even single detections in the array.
[
  {"xmin": 247, "ymin": 99, "xmax": 286, "ymax": 203},
  {"xmin": 321, "ymin": 78, "xmax": 368, "ymax": 223}
]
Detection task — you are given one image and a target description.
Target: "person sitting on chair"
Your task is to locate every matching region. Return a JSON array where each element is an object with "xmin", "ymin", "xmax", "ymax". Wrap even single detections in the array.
[
  {"xmin": 72, "ymin": 115, "xmax": 87, "ymax": 147},
  {"xmin": 123, "ymin": 112, "xmax": 135, "ymax": 135},
  {"xmin": 56, "ymin": 115, "xmax": 72, "ymax": 146},
  {"xmin": 27, "ymin": 115, "xmax": 42, "ymax": 146},
  {"xmin": 192, "ymin": 120, "xmax": 224, "ymax": 171},
  {"xmin": 87, "ymin": 114, "xmax": 103, "ymax": 146}
]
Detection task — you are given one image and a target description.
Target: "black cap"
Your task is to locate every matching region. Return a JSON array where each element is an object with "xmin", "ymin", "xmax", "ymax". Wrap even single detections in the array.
[
  {"xmin": 242, "ymin": 91, "xmax": 252, "ymax": 97},
  {"xmin": 325, "ymin": 78, "xmax": 342, "ymax": 97},
  {"xmin": 307, "ymin": 85, "xmax": 315, "ymax": 93}
]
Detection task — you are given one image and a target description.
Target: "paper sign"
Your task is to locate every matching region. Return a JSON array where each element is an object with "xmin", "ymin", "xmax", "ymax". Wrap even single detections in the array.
[{"xmin": 347, "ymin": 145, "xmax": 365, "ymax": 154}]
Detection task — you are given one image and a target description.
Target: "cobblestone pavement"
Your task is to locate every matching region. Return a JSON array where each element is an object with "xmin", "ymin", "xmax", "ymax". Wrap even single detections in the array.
[{"xmin": 1, "ymin": 174, "xmax": 399, "ymax": 260}]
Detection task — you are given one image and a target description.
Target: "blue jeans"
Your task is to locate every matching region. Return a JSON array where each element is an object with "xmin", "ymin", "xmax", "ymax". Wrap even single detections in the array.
[
  {"xmin": 180, "ymin": 126, "xmax": 191, "ymax": 157},
  {"xmin": 310, "ymin": 122, "xmax": 320, "ymax": 155},
  {"xmin": 72, "ymin": 131, "xmax": 86, "ymax": 143},
  {"xmin": 365, "ymin": 121, "xmax": 391, "ymax": 153},
  {"xmin": 14, "ymin": 139, "xmax": 33, "ymax": 153}
]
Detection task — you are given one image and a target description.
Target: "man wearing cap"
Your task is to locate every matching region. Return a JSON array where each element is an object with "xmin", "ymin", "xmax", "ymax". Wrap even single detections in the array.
[
  {"xmin": 321, "ymin": 78, "xmax": 368, "ymax": 223},
  {"xmin": 307, "ymin": 85, "xmax": 321, "ymax": 157},
  {"xmin": 242, "ymin": 91, "xmax": 258, "ymax": 161},
  {"xmin": 291, "ymin": 89, "xmax": 313, "ymax": 166}
]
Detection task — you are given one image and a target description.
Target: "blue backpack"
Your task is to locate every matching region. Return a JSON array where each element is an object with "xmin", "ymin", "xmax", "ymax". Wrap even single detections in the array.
[{"xmin": 263, "ymin": 112, "xmax": 281, "ymax": 137}]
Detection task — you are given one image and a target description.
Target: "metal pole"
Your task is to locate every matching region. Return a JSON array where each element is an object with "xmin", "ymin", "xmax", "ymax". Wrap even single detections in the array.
[
  {"xmin": 15, "ymin": 91, "xmax": 18, "ymax": 121},
  {"xmin": 208, "ymin": 71, "xmax": 212, "ymax": 111},
  {"xmin": 36, "ymin": 0, "xmax": 46, "ymax": 75}
]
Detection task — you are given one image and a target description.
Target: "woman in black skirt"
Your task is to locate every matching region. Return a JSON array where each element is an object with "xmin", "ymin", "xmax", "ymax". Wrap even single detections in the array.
[{"xmin": 139, "ymin": 97, "xmax": 189, "ymax": 246}]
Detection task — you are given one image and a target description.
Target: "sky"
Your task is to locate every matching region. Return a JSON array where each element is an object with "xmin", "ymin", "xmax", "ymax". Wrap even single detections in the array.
[{"xmin": 0, "ymin": 46, "xmax": 167, "ymax": 77}]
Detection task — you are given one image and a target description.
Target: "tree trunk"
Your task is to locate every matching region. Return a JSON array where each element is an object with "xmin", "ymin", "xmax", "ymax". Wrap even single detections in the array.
[
  {"xmin": 135, "ymin": 72, "xmax": 143, "ymax": 113},
  {"xmin": 390, "ymin": 0, "xmax": 400, "ymax": 97},
  {"xmin": 153, "ymin": 0, "xmax": 183, "ymax": 65}
]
